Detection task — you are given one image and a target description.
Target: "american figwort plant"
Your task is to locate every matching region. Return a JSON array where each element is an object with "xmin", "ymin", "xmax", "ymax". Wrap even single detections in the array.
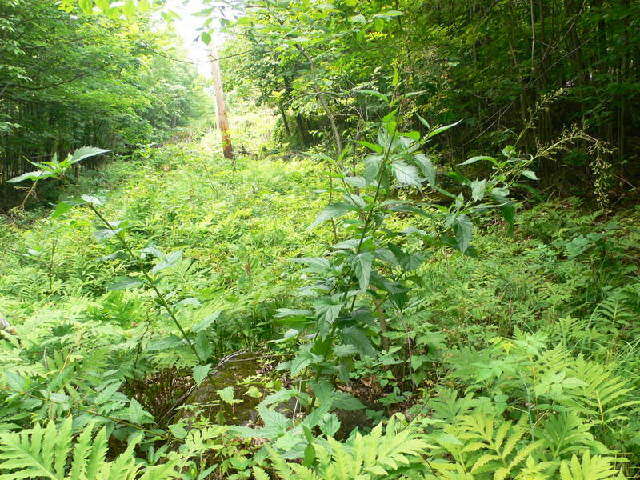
[
  {"xmin": 277, "ymin": 108, "xmax": 529, "ymax": 421},
  {"xmin": 79, "ymin": 195, "xmax": 204, "ymax": 363}
]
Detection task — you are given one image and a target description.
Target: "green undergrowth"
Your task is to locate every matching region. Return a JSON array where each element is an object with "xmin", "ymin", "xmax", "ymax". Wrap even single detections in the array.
[
  {"xmin": 1, "ymin": 131, "xmax": 639, "ymax": 479},
  {"xmin": 0, "ymin": 135, "xmax": 325, "ymax": 352}
]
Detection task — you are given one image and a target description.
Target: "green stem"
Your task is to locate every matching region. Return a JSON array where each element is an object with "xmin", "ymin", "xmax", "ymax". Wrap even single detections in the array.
[{"xmin": 88, "ymin": 204, "xmax": 204, "ymax": 363}]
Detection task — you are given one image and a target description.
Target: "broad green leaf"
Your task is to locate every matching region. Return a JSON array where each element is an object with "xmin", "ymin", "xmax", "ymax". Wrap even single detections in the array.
[
  {"xmin": 358, "ymin": 140, "xmax": 384, "ymax": 153},
  {"xmin": 426, "ymin": 120, "xmax": 461, "ymax": 139},
  {"xmin": 309, "ymin": 202, "xmax": 357, "ymax": 229},
  {"xmin": 363, "ymin": 154, "xmax": 383, "ymax": 182},
  {"xmin": 470, "ymin": 179, "xmax": 487, "ymax": 201},
  {"xmin": 128, "ymin": 398, "xmax": 152, "ymax": 423},
  {"xmin": 51, "ymin": 201, "xmax": 74, "ymax": 219},
  {"xmin": 315, "ymin": 299, "xmax": 342, "ymax": 324},
  {"xmin": 332, "ymin": 391, "xmax": 365, "ymax": 411},
  {"xmin": 245, "ymin": 386, "xmax": 262, "ymax": 399},
  {"xmin": 289, "ymin": 350, "xmax": 321, "ymax": 376},
  {"xmin": 454, "ymin": 214, "xmax": 473, "ymax": 253},
  {"xmin": 392, "ymin": 161, "xmax": 421, "ymax": 186},
  {"xmin": 217, "ymin": 386, "xmax": 238, "ymax": 404},
  {"xmin": 69, "ymin": 146, "xmax": 109, "ymax": 164},
  {"xmin": 107, "ymin": 276, "xmax": 142, "ymax": 291},
  {"xmin": 81, "ymin": 194, "xmax": 104, "ymax": 206},
  {"xmin": 522, "ymin": 169, "xmax": 539, "ymax": 180},
  {"xmin": 491, "ymin": 186, "xmax": 510, "ymax": 203},
  {"xmin": 168, "ymin": 423, "xmax": 188, "ymax": 439},
  {"xmin": 192, "ymin": 311, "xmax": 221, "ymax": 332},
  {"xmin": 291, "ymin": 256, "xmax": 331, "ymax": 273},
  {"xmin": 5, "ymin": 371, "xmax": 26, "ymax": 391},
  {"xmin": 7, "ymin": 170, "xmax": 49, "ymax": 183},
  {"xmin": 349, "ymin": 13, "xmax": 367, "ymax": 23},
  {"xmin": 275, "ymin": 308, "xmax": 312, "ymax": 318},
  {"xmin": 501, "ymin": 202, "xmax": 516, "ymax": 233},
  {"xmin": 319, "ymin": 414, "xmax": 340, "ymax": 437},
  {"xmin": 150, "ymin": 250, "xmax": 183, "ymax": 274},
  {"xmin": 344, "ymin": 175, "xmax": 367, "ymax": 188},
  {"xmin": 195, "ymin": 330, "xmax": 213, "ymax": 360},
  {"xmin": 458, "ymin": 156, "xmax": 496, "ymax": 166},
  {"xmin": 355, "ymin": 252, "xmax": 374, "ymax": 291},
  {"xmin": 147, "ymin": 335, "xmax": 182, "ymax": 351},
  {"xmin": 502, "ymin": 145, "xmax": 517, "ymax": 157},
  {"xmin": 193, "ymin": 364, "xmax": 211, "ymax": 385},
  {"xmin": 414, "ymin": 153, "xmax": 436, "ymax": 186},
  {"xmin": 342, "ymin": 326, "xmax": 375, "ymax": 357}
]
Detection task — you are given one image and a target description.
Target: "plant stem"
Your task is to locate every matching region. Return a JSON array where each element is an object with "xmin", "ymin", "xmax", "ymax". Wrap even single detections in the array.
[{"xmin": 87, "ymin": 204, "xmax": 204, "ymax": 363}]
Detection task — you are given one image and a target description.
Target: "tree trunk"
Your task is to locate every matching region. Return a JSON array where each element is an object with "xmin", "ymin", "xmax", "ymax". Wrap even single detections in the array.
[{"xmin": 209, "ymin": 43, "xmax": 234, "ymax": 160}]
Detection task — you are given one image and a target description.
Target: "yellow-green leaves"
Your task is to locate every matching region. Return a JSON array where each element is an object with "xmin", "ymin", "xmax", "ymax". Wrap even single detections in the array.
[{"xmin": 62, "ymin": 0, "xmax": 155, "ymax": 17}]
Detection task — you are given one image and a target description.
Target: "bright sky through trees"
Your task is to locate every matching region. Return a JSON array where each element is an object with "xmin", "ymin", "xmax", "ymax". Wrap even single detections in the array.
[{"xmin": 163, "ymin": 0, "xmax": 211, "ymax": 77}]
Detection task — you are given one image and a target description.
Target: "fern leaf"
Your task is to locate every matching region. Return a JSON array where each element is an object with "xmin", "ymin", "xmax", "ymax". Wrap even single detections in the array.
[
  {"xmin": 85, "ymin": 426, "xmax": 108, "ymax": 479},
  {"xmin": 501, "ymin": 416, "xmax": 527, "ymax": 459},
  {"xmin": 68, "ymin": 422, "xmax": 95, "ymax": 480},
  {"xmin": 471, "ymin": 453, "xmax": 499, "ymax": 473},
  {"xmin": 559, "ymin": 452, "xmax": 624, "ymax": 480}
]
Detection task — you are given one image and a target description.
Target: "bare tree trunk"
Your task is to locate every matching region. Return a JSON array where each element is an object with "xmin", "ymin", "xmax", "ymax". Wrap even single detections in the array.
[{"xmin": 209, "ymin": 43, "xmax": 234, "ymax": 160}]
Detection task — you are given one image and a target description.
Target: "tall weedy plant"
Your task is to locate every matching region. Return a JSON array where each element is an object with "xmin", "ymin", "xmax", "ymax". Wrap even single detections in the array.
[
  {"xmin": 263, "ymin": 106, "xmax": 539, "ymax": 459},
  {"xmin": 9, "ymin": 147, "xmax": 205, "ymax": 364}
]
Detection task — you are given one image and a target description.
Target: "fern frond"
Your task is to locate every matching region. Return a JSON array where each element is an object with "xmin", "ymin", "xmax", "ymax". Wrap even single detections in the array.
[
  {"xmin": 570, "ymin": 359, "xmax": 640, "ymax": 428},
  {"xmin": 266, "ymin": 416, "xmax": 432, "ymax": 479},
  {"xmin": 538, "ymin": 412, "xmax": 607, "ymax": 458},
  {"xmin": 559, "ymin": 452, "xmax": 626, "ymax": 480},
  {"xmin": 0, "ymin": 418, "xmax": 179, "ymax": 480}
]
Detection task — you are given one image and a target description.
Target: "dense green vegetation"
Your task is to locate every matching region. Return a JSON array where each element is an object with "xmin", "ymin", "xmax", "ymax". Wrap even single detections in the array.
[
  {"xmin": 0, "ymin": 0, "xmax": 209, "ymax": 205},
  {"xmin": 1, "ymin": 1, "xmax": 639, "ymax": 479},
  {"xmin": 222, "ymin": 0, "xmax": 640, "ymax": 205}
]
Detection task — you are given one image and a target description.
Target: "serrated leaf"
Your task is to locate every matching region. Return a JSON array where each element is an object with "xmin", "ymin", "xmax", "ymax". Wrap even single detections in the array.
[
  {"xmin": 245, "ymin": 386, "xmax": 262, "ymax": 398},
  {"xmin": 193, "ymin": 364, "xmax": 211, "ymax": 385},
  {"xmin": 309, "ymin": 202, "xmax": 357, "ymax": 229},
  {"xmin": 5, "ymin": 371, "xmax": 26, "ymax": 391},
  {"xmin": 501, "ymin": 203, "xmax": 516, "ymax": 233},
  {"xmin": 454, "ymin": 214, "xmax": 473, "ymax": 253},
  {"xmin": 217, "ymin": 386, "xmax": 240, "ymax": 404},
  {"xmin": 470, "ymin": 179, "xmax": 487, "ymax": 201},
  {"xmin": 355, "ymin": 252, "xmax": 373, "ymax": 291},
  {"xmin": 51, "ymin": 201, "xmax": 74, "ymax": 219},
  {"xmin": 69, "ymin": 146, "xmax": 109, "ymax": 165},
  {"xmin": 81, "ymin": 194, "xmax": 104, "ymax": 206},
  {"xmin": 150, "ymin": 250, "xmax": 183, "ymax": 274},
  {"xmin": 414, "ymin": 153, "xmax": 436, "ymax": 186},
  {"xmin": 168, "ymin": 423, "xmax": 187, "ymax": 439},
  {"xmin": 191, "ymin": 311, "xmax": 221, "ymax": 332},
  {"xmin": 342, "ymin": 326, "xmax": 375, "ymax": 357},
  {"xmin": 392, "ymin": 161, "xmax": 421, "ymax": 186},
  {"xmin": 8, "ymin": 170, "xmax": 49, "ymax": 183},
  {"xmin": 107, "ymin": 277, "xmax": 142, "ymax": 291}
]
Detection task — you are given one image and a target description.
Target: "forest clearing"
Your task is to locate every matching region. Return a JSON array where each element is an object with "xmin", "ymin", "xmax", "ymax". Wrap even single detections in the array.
[{"xmin": 1, "ymin": 0, "xmax": 639, "ymax": 479}]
